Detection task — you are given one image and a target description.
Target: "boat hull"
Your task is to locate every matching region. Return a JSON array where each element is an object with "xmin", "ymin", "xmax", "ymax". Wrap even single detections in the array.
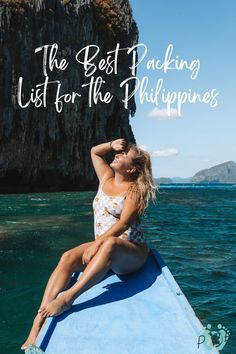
[{"xmin": 33, "ymin": 249, "xmax": 218, "ymax": 354}]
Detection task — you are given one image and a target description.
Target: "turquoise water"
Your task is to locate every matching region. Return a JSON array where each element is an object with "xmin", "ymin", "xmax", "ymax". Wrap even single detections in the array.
[{"xmin": 0, "ymin": 186, "xmax": 235, "ymax": 353}]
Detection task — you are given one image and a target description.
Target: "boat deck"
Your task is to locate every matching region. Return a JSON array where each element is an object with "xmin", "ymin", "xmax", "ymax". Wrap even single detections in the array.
[{"xmin": 33, "ymin": 249, "xmax": 218, "ymax": 354}]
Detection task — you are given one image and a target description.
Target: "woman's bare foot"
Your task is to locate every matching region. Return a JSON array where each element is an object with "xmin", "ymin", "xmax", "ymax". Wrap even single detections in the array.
[
  {"xmin": 21, "ymin": 313, "xmax": 45, "ymax": 350},
  {"xmin": 39, "ymin": 295, "xmax": 72, "ymax": 317}
]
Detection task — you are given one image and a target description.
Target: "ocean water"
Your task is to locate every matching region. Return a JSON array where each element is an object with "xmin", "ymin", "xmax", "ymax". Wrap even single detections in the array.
[{"xmin": 0, "ymin": 185, "xmax": 235, "ymax": 354}]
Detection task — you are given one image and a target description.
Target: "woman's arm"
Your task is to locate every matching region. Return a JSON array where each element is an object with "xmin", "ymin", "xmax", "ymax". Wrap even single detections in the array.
[{"xmin": 90, "ymin": 139, "xmax": 126, "ymax": 183}]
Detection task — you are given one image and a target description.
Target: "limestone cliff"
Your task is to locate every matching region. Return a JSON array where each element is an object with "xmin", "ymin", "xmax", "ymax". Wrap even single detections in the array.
[{"xmin": 0, "ymin": 0, "xmax": 138, "ymax": 192}]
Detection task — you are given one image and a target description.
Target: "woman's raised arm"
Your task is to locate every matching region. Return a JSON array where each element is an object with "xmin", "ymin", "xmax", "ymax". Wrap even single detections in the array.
[{"xmin": 90, "ymin": 139, "xmax": 126, "ymax": 183}]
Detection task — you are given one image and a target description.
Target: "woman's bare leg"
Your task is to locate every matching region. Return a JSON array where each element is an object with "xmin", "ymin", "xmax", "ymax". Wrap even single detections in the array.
[
  {"xmin": 21, "ymin": 241, "xmax": 94, "ymax": 350},
  {"xmin": 40, "ymin": 237, "xmax": 148, "ymax": 318},
  {"xmin": 38, "ymin": 241, "xmax": 94, "ymax": 309}
]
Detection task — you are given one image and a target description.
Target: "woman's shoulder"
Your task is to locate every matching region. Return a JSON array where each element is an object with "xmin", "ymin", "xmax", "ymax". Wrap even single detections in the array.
[
  {"xmin": 99, "ymin": 174, "xmax": 114, "ymax": 188},
  {"xmin": 123, "ymin": 183, "xmax": 143, "ymax": 214},
  {"xmin": 125, "ymin": 182, "xmax": 140, "ymax": 197}
]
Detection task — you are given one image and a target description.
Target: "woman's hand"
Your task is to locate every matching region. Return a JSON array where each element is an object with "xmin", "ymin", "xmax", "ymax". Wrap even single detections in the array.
[
  {"xmin": 111, "ymin": 138, "xmax": 126, "ymax": 152},
  {"xmin": 82, "ymin": 242, "xmax": 101, "ymax": 265}
]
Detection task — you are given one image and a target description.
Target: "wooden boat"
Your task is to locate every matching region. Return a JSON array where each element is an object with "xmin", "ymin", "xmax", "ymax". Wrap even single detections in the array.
[{"xmin": 27, "ymin": 249, "xmax": 219, "ymax": 353}]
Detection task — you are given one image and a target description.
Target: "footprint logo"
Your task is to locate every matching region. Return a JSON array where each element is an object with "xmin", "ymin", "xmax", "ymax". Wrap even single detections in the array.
[
  {"xmin": 199, "ymin": 323, "xmax": 230, "ymax": 351},
  {"xmin": 211, "ymin": 324, "xmax": 231, "ymax": 351}
]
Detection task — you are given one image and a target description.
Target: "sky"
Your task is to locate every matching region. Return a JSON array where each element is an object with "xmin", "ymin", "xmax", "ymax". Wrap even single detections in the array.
[{"xmin": 128, "ymin": 0, "xmax": 236, "ymax": 178}]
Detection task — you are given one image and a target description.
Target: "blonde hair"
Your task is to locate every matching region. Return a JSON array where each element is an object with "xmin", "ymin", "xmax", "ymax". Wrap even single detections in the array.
[{"xmin": 126, "ymin": 144, "xmax": 157, "ymax": 215}]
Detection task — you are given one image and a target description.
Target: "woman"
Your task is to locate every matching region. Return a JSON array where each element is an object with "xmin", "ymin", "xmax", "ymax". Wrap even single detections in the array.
[{"xmin": 21, "ymin": 138, "xmax": 156, "ymax": 350}]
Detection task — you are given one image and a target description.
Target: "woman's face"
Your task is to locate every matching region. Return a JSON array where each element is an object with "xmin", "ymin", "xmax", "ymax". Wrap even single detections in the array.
[{"xmin": 110, "ymin": 148, "xmax": 136, "ymax": 175}]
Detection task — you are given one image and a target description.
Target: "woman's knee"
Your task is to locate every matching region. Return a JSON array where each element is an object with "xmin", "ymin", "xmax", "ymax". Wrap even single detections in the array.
[
  {"xmin": 101, "ymin": 237, "xmax": 119, "ymax": 255},
  {"xmin": 58, "ymin": 250, "xmax": 78, "ymax": 269}
]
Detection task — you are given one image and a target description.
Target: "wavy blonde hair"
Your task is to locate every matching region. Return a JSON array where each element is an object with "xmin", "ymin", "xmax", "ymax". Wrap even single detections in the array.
[{"xmin": 126, "ymin": 143, "xmax": 157, "ymax": 215}]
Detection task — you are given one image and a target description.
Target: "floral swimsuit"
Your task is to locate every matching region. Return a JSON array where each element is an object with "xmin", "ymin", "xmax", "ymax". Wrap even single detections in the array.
[{"xmin": 92, "ymin": 180, "xmax": 146, "ymax": 244}]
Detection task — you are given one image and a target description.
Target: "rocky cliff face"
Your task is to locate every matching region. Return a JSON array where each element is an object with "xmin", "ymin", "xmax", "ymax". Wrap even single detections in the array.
[
  {"xmin": 192, "ymin": 161, "xmax": 236, "ymax": 183},
  {"xmin": 0, "ymin": 0, "xmax": 138, "ymax": 192}
]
